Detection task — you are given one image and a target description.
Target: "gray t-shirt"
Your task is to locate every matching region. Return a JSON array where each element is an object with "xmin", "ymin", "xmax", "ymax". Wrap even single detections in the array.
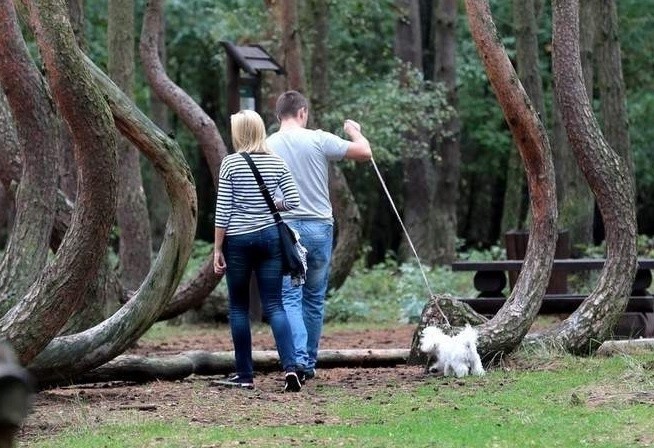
[{"xmin": 267, "ymin": 128, "xmax": 349, "ymax": 222}]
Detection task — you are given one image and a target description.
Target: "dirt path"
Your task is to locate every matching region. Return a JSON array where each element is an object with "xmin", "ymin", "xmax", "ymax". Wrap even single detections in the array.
[{"xmin": 20, "ymin": 324, "xmax": 419, "ymax": 444}]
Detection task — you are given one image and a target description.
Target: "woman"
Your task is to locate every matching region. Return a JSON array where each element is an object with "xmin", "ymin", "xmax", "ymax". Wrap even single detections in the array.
[{"xmin": 214, "ymin": 110, "xmax": 302, "ymax": 392}]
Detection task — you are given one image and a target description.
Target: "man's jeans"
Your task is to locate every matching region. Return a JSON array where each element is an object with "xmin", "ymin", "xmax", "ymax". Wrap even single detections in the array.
[
  {"xmin": 224, "ymin": 226, "xmax": 296, "ymax": 379},
  {"xmin": 282, "ymin": 220, "xmax": 333, "ymax": 371}
]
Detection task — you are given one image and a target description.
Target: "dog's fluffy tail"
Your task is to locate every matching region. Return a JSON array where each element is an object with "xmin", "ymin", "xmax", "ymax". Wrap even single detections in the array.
[
  {"xmin": 456, "ymin": 324, "xmax": 479, "ymax": 347},
  {"xmin": 419, "ymin": 326, "xmax": 448, "ymax": 353}
]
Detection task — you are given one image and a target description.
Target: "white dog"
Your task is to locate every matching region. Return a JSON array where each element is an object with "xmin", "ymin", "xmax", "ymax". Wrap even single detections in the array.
[{"xmin": 419, "ymin": 324, "xmax": 485, "ymax": 378}]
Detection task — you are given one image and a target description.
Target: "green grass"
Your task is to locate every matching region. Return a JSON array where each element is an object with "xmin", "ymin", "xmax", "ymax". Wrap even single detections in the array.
[{"xmin": 27, "ymin": 353, "xmax": 654, "ymax": 448}]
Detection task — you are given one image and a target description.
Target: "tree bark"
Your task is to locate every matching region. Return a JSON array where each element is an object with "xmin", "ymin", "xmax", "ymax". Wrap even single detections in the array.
[
  {"xmin": 140, "ymin": 0, "xmax": 228, "ymax": 318},
  {"xmin": 264, "ymin": 0, "xmax": 307, "ymax": 93},
  {"xmin": 555, "ymin": 0, "xmax": 594, "ymax": 251},
  {"xmin": 28, "ymin": 56, "xmax": 196, "ymax": 382},
  {"xmin": 431, "ymin": 0, "xmax": 460, "ymax": 264},
  {"xmin": 303, "ymin": 0, "xmax": 363, "ymax": 290},
  {"xmin": 307, "ymin": 0, "xmax": 329, "ymax": 123},
  {"xmin": 395, "ymin": 0, "xmax": 436, "ymax": 263},
  {"xmin": 533, "ymin": 0, "xmax": 637, "ymax": 352},
  {"xmin": 462, "ymin": 0, "xmax": 558, "ymax": 355},
  {"xmin": 501, "ymin": 0, "xmax": 545, "ymax": 234},
  {"xmin": 0, "ymin": 0, "xmax": 60, "ymax": 314},
  {"xmin": 109, "ymin": 0, "xmax": 152, "ymax": 291},
  {"xmin": 0, "ymin": 0, "xmax": 117, "ymax": 365},
  {"xmin": 595, "ymin": 0, "xmax": 633, "ymax": 177},
  {"xmin": 328, "ymin": 164, "xmax": 363, "ymax": 289},
  {"xmin": 146, "ymin": 3, "xmax": 170, "ymax": 250}
]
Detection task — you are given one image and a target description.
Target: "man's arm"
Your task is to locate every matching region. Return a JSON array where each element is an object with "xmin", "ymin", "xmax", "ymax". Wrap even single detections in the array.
[{"xmin": 343, "ymin": 119, "xmax": 372, "ymax": 162}]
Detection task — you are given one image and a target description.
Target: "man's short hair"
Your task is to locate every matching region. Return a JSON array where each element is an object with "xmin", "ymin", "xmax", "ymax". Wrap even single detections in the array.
[{"xmin": 276, "ymin": 90, "xmax": 309, "ymax": 120}]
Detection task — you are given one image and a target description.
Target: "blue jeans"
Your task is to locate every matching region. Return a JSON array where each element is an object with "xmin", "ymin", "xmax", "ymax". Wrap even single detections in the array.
[
  {"xmin": 224, "ymin": 225, "xmax": 296, "ymax": 380},
  {"xmin": 282, "ymin": 220, "xmax": 333, "ymax": 371}
]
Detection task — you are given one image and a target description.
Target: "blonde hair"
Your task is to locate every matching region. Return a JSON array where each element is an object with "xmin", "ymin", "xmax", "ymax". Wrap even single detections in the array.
[{"xmin": 230, "ymin": 110, "xmax": 270, "ymax": 154}]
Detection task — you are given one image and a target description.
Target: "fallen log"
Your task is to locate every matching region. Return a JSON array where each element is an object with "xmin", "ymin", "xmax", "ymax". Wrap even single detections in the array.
[
  {"xmin": 596, "ymin": 338, "xmax": 654, "ymax": 357},
  {"xmin": 42, "ymin": 349, "xmax": 410, "ymax": 388}
]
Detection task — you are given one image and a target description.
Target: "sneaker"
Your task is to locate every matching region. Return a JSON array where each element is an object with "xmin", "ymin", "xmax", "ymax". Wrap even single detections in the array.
[
  {"xmin": 284, "ymin": 372, "xmax": 302, "ymax": 392},
  {"xmin": 212, "ymin": 375, "xmax": 254, "ymax": 389},
  {"xmin": 298, "ymin": 369, "xmax": 315, "ymax": 384}
]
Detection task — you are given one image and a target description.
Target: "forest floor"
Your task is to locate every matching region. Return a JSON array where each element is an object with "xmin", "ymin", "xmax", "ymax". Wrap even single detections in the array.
[{"xmin": 20, "ymin": 324, "xmax": 424, "ymax": 444}]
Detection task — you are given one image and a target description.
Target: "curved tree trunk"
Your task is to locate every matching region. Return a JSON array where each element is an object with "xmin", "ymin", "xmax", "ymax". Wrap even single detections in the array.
[
  {"xmin": 28, "ymin": 57, "xmax": 196, "ymax": 382},
  {"xmin": 532, "ymin": 0, "xmax": 637, "ymax": 352},
  {"xmin": 109, "ymin": 0, "xmax": 152, "ymax": 291},
  {"xmin": 0, "ymin": 0, "xmax": 59, "ymax": 315},
  {"xmin": 145, "ymin": 3, "xmax": 171, "ymax": 250},
  {"xmin": 501, "ymin": 0, "xmax": 545, "ymax": 234},
  {"xmin": 0, "ymin": 0, "xmax": 117, "ymax": 365},
  {"xmin": 140, "ymin": 0, "xmax": 227, "ymax": 318},
  {"xmin": 1, "ymin": 71, "xmax": 123, "ymax": 331},
  {"xmin": 431, "ymin": 0, "xmax": 461, "ymax": 265},
  {"xmin": 461, "ymin": 0, "xmax": 558, "ymax": 355}
]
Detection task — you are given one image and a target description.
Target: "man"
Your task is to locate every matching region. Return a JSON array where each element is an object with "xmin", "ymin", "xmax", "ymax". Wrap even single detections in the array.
[{"xmin": 267, "ymin": 90, "xmax": 372, "ymax": 381}]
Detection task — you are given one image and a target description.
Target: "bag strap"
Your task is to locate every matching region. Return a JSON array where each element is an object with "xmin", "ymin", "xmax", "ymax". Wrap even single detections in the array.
[{"xmin": 240, "ymin": 152, "xmax": 282, "ymax": 223}]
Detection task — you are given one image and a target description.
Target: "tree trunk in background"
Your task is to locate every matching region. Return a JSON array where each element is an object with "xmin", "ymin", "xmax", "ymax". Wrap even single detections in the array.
[
  {"xmin": 109, "ymin": 0, "xmax": 152, "ymax": 291},
  {"xmin": 555, "ymin": 0, "xmax": 595, "ymax": 252},
  {"xmin": 462, "ymin": 0, "xmax": 558, "ymax": 355},
  {"xmin": 304, "ymin": 0, "xmax": 363, "ymax": 289},
  {"xmin": 146, "ymin": 4, "xmax": 171, "ymax": 250},
  {"xmin": 0, "ymin": 0, "xmax": 59, "ymax": 314},
  {"xmin": 66, "ymin": 0, "xmax": 84, "ymax": 48},
  {"xmin": 328, "ymin": 165, "xmax": 362, "ymax": 289},
  {"xmin": 595, "ymin": 0, "xmax": 633, "ymax": 177},
  {"xmin": 0, "ymin": 186, "xmax": 12, "ymax": 250},
  {"xmin": 534, "ymin": 0, "xmax": 637, "ymax": 352},
  {"xmin": 308, "ymin": 0, "xmax": 329, "ymax": 124},
  {"xmin": 264, "ymin": 0, "xmax": 307, "ymax": 93},
  {"xmin": 501, "ymin": 0, "xmax": 545, "ymax": 234},
  {"xmin": 0, "ymin": 0, "xmax": 117, "ymax": 364},
  {"xmin": 140, "ymin": 0, "xmax": 228, "ymax": 318},
  {"xmin": 0, "ymin": 90, "xmax": 21, "ymax": 191},
  {"xmin": 431, "ymin": 0, "xmax": 460, "ymax": 265},
  {"xmin": 395, "ymin": 0, "xmax": 436, "ymax": 263},
  {"xmin": 0, "ymin": 93, "xmax": 17, "ymax": 247},
  {"xmin": 58, "ymin": 0, "xmax": 85, "ymax": 200}
]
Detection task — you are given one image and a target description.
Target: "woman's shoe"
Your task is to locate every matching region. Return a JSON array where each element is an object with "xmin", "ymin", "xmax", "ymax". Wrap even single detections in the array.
[{"xmin": 212, "ymin": 375, "xmax": 254, "ymax": 389}]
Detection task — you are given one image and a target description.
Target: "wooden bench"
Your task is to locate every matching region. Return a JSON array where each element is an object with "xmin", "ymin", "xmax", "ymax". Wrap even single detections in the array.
[
  {"xmin": 451, "ymin": 258, "xmax": 654, "ymax": 298},
  {"xmin": 450, "ymin": 258, "xmax": 654, "ymax": 337}
]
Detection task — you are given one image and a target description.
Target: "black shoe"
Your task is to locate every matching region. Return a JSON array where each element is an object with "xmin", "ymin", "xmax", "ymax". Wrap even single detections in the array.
[
  {"xmin": 298, "ymin": 368, "xmax": 315, "ymax": 384},
  {"xmin": 284, "ymin": 372, "xmax": 302, "ymax": 392},
  {"xmin": 212, "ymin": 375, "xmax": 254, "ymax": 389}
]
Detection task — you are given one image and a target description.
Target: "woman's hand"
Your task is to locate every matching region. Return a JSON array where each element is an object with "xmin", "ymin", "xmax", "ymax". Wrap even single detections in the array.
[{"xmin": 214, "ymin": 249, "xmax": 226, "ymax": 275}]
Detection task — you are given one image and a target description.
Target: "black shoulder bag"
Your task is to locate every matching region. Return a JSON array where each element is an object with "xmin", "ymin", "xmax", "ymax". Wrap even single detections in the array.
[{"xmin": 240, "ymin": 153, "xmax": 306, "ymax": 285}]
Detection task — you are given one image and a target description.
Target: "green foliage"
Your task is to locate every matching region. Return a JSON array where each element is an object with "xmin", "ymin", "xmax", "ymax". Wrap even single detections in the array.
[
  {"xmin": 323, "ymin": 64, "xmax": 454, "ymax": 164},
  {"xmin": 325, "ymin": 255, "xmax": 476, "ymax": 324}
]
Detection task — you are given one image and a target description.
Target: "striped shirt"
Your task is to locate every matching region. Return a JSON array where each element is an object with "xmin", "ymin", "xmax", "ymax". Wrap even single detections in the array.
[{"xmin": 214, "ymin": 152, "xmax": 300, "ymax": 235}]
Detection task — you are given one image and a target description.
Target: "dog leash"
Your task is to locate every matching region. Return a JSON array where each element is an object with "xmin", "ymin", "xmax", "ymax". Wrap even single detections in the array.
[{"xmin": 369, "ymin": 156, "xmax": 451, "ymax": 328}]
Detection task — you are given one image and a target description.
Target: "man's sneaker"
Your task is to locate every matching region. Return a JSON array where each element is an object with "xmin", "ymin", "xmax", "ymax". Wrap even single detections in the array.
[
  {"xmin": 298, "ymin": 369, "xmax": 315, "ymax": 384},
  {"xmin": 284, "ymin": 372, "xmax": 302, "ymax": 392},
  {"xmin": 212, "ymin": 375, "xmax": 254, "ymax": 389}
]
